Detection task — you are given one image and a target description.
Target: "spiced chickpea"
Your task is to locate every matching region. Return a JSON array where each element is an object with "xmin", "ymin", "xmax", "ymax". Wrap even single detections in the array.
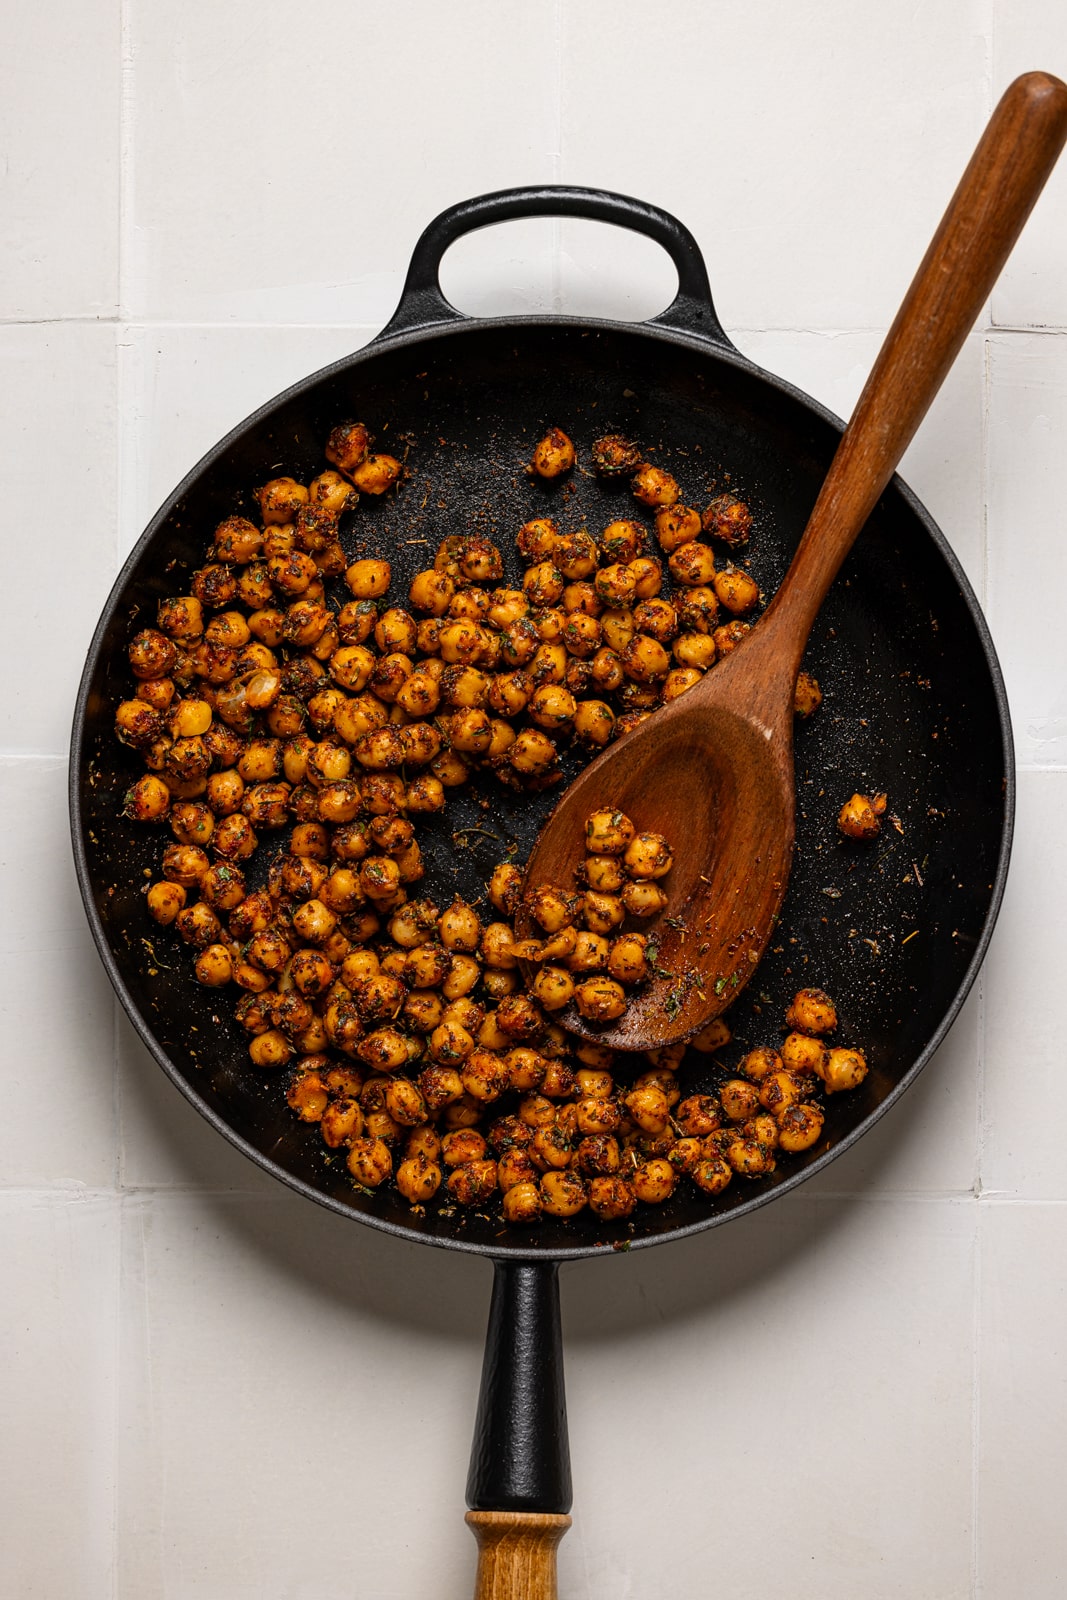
[
  {"xmin": 669, "ymin": 542, "xmax": 717, "ymax": 587},
  {"xmin": 702, "ymin": 492, "xmax": 752, "ymax": 546},
  {"xmin": 574, "ymin": 976, "xmax": 627, "ymax": 1022},
  {"xmin": 530, "ymin": 427, "xmax": 575, "ymax": 479},
  {"xmin": 778, "ymin": 1103, "xmax": 825, "ymax": 1152},
  {"xmin": 591, "ymin": 434, "xmax": 641, "ymax": 476},
  {"xmin": 713, "ymin": 620, "xmax": 751, "ymax": 656},
  {"xmin": 713, "ymin": 567, "xmax": 760, "ymax": 615},
  {"xmin": 508, "ymin": 728, "xmax": 557, "ymax": 779},
  {"xmin": 588, "ymin": 1175, "xmax": 636, "ymax": 1220},
  {"xmin": 786, "ymin": 987, "xmax": 838, "ymax": 1036},
  {"xmin": 608, "ymin": 934, "xmax": 649, "ymax": 986},
  {"xmin": 837, "ymin": 792, "xmax": 887, "ymax": 840},
  {"xmin": 821, "ymin": 1048, "xmax": 868, "ymax": 1094},
  {"xmin": 631, "ymin": 463, "xmax": 679, "ymax": 508},
  {"xmin": 623, "ymin": 831, "xmax": 673, "ymax": 880},
  {"xmin": 585, "ymin": 808, "xmax": 634, "ymax": 856},
  {"xmin": 633, "ymin": 1158, "xmax": 675, "ymax": 1205},
  {"xmin": 540, "ymin": 1170, "xmax": 587, "ymax": 1217},
  {"xmin": 794, "ymin": 671, "xmax": 823, "ymax": 718},
  {"xmin": 448, "ymin": 1159, "xmax": 498, "ymax": 1206}
]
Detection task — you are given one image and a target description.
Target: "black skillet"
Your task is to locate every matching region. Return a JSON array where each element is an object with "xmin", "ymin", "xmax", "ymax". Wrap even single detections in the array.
[{"xmin": 71, "ymin": 183, "xmax": 1014, "ymax": 1591}]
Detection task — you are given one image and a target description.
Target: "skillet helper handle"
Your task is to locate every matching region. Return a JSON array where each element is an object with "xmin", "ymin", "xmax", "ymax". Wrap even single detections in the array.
[
  {"xmin": 379, "ymin": 183, "xmax": 732, "ymax": 348},
  {"xmin": 466, "ymin": 1260, "xmax": 572, "ymax": 1599},
  {"xmin": 761, "ymin": 69, "xmax": 1067, "ymax": 662}
]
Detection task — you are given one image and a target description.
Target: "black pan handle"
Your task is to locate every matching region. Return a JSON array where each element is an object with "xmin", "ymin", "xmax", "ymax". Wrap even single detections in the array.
[
  {"xmin": 464, "ymin": 1258, "xmax": 572, "ymax": 1598},
  {"xmin": 378, "ymin": 184, "xmax": 735, "ymax": 350}
]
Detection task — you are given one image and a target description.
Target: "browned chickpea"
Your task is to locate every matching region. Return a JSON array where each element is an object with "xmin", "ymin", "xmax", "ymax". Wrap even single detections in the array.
[
  {"xmin": 608, "ymin": 934, "xmax": 649, "ymax": 985},
  {"xmin": 702, "ymin": 492, "xmax": 752, "ymax": 546},
  {"xmin": 540, "ymin": 1170, "xmax": 588, "ymax": 1217},
  {"xmin": 673, "ymin": 633, "xmax": 717, "ymax": 671},
  {"xmin": 573, "ymin": 976, "xmax": 626, "ymax": 1023},
  {"xmin": 157, "ymin": 595, "xmax": 204, "ymax": 640},
  {"xmin": 619, "ymin": 881, "xmax": 668, "ymax": 920},
  {"xmin": 786, "ymin": 988, "xmax": 838, "ymax": 1036},
  {"xmin": 620, "ymin": 632, "xmax": 669, "ymax": 684},
  {"xmin": 581, "ymin": 855, "xmax": 625, "ymax": 894},
  {"xmin": 250, "ymin": 1029, "xmax": 293, "ymax": 1070},
  {"xmin": 692, "ymin": 1017, "xmax": 732, "ymax": 1053},
  {"xmin": 318, "ymin": 1097, "xmax": 363, "ymax": 1150},
  {"xmin": 794, "ymin": 670, "xmax": 823, "ymax": 718},
  {"xmin": 692, "ymin": 1154, "xmax": 732, "ymax": 1195},
  {"xmin": 495, "ymin": 1145, "xmax": 537, "ymax": 1190},
  {"xmin": 623, "ymin": 832, "xmax": 673, "ymax": 881},
  {"xmin": 383, "ymin": 1078, "xmax": 428, "ymax": 1128},
  {"xmin": 594, "ymin": 563, "xmax": 637, "ymax": 610},
  {"xmin": 821, "ymin": 1047, "xmax": 868, "ymax": 1094},
  {"xmin": 719, "ymin": 1079, "xmax": 758, "ymax": 1122},
  {"xmin": 588, "ymin": 1175, "xmax": 636, "ymax": 1220},
  {"xmin": 115, "ymin": 699, "xmax": 164, "ymax": 748},
  {"xmin": 670, "ymin": 1095, "xmax": 719, "ymax": 1139},
  {"xmin": 124, "ymin": 775, "xmax": 171, "ymax": 823},
  {"xmin": 391, "ymin": 1153, "xmax": 440, "ymax": 1205},
  {"xmin": 651, "ymin": 502, "xmax": 699, "ymax": 552},
  {"xmin": 501, "ymin": 1182, "xmax": 542, "ymax": 1224},
  {"xmin": 631, "ymin": 462, "xmax": 679, "ymax": 508},
  {"xmin": 758, "ymin": 1070, "xmax": 809, "ymax": 1116},
  {"xmin": 508, "ymin": 728, "xmax": 558, "ymax": 779},
  {"xmin": 777, "ymin": 1103, "xmax": 826, "ymax": 1153},
  {"xmin": 530, "ymin": 427, "xmax": 575, "ymax": 479},
  {"xmin": 591, "ymin": 434, "xmax": 641, "ymax": 477},
  {"xmin": 506, "ymin": 1049, "xmax": 547, "ymax": 1094},
  {"xmin": 661, "ymin": 667, "xmax": 702, "ymax": 702},
  {"xmin": 633, "ymin": 1158, "xmax": 676, "ymax": 1205},
  {"xmin": 575, "ymin": 1133, "xmax": 620, "ymax": 1177},
  {"xmin": 713, "ymin": 620, "xmax": 751, "ymax": 658},
  {"xmin": 488, "ymin": 864, "xmax": 524, "ymax": 916},
  {"xmin": 669, "ymin": 542, "xmax": 717, "ymax": 588},
  {"xmin": 162, "ymin": 843, "xmax": 210, "ymax": 886},
  {"xmin": 348, "ymin": 453, "xmax": 401, "ymax": 495},
  {"xmin": 575, "ymin": 1097, "xmax": 621, "ymax": 1136},
  {"xmin": 146, "ymin": 880, "xmax": 186, "ymax": 924},
  {"xmin": 713, "ymin": 566, "xmax": 760, "ymax": 616},
  {"xmin": 530, "ymin": 1124, "xmax": 573, "ymax": 1173},
  {"xmin": 347, "ymin": 1136, "xmax": 393, "ymax": 1187},
  {"xmin": 527, "ymin": 966, "xmax": 573, "ymax": 1012},
  {"xmin": 448, "ymin": 1158, "xmax": 499, "ymax": 1206},
  {"xmin": 625, "ymin": 1085, "xmax": 670, "ymax": 1134},
  {"xmin": 493, "ymin": 995, "xmax": 544, "ymax": 1043},
  {"xmin": 740, "ymin": 1047, "xmax": 782, "ymax": 1083},
  {"xmin": 581, "ymin": 892, "xmax": 626, "ymax": 938},
  {"xmin": 726, "ymin": 1134, "xmax": 775, "ymax": 1178},
  {"xmin": 837, "ymin": 791, "xmax": 887, "ymax": 840},
  {"xmin": 461, "ymin": 1050, "xmax": 511, "ymax": 1104}
]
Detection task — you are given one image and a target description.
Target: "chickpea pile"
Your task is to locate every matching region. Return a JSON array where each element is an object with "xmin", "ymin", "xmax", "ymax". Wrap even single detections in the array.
[{"xmin": 114, "ymin": 418, "xmax": 869, "ymax": 1230}]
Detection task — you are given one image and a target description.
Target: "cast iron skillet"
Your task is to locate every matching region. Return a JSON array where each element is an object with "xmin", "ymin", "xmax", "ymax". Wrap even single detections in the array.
[{"xmin": 70, "ymin": 186, "xmax": 1013, "ymax": 1564}]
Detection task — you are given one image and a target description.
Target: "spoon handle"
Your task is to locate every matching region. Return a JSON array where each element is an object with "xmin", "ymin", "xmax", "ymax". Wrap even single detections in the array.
[{"xmin": 761, "ymin": 70, "xmax": 1067, "ymax": 663}]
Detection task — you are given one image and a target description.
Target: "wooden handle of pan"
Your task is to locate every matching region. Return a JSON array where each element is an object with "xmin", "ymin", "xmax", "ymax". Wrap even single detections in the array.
[
  {"xmin": 466, "ymin": 1510, "xmax": 571, "ymax": 1600},
  {"xmin": 761, "ymin": 68, "xmax": 1067, "ymax": 662}
]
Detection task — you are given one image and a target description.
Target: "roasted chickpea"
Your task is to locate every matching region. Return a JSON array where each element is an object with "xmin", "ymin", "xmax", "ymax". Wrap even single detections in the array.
[
  {"xmin": 540, "ymin": 1170, "xmax": 587, "ymax": 1217},
  {"xmin": 794, "ymin": 670, "xmax": 823, "ymax": 718},
  {"xmin": 837, "ymin": 791, "xmax": 887, "ymax": 840},
  {"xmin": 588, "ymin": 1175, "xmax": 636, "ymax": 1220},
  {"xmin": 591, "ymin": 434, "xmax": 641, "ymax": 476},
  {"xmin": 625, "ymin": 1086, "xmax": 670, "ymax": 1134},
  {"xmin": 623, "ymin": 831, "xmax": 673, "ymax": 881},
  {"xmin": 692, "ymin": 1155, "xmax": 732, "ymax": 1195},
  {"xmin": 702, "ymin": 492, "xmax": 752, "ymax": 546},
  {"xmin": 713, "ymin": 566, "xmax": 760, "ymax": 615},
  {"xmin": 508, "ymin": 728, "xmax": 557, "ymax": 778},
  {"xmin": 447, "ymin": 1158, "xmax": 499, "ymax": 1206},
  {"xmin": 584, "ymin": 808, "xmax": 634, "ymax": 856},
  {"xmin": 631, "ymin": 463, "xmax": 679, "ymax": 508},
  {"xmin": 786, "ymin": 988, "xmax": 838, "ymax": 1036},
  {"xmin": 821, "ymin": 1047, "xmax": 868, "ymax": 1094},
  {"xmin": 349, "ymin": 454, "xmax": 401, "ymax": 495},
  {"xmin": 669, "ymin": 542, "xmax": 717, "ymax": 587},
  {"xmin": 608, "ymin": 934, "xmax": 649, "ymax": 985},
  {"xmin": 530, "ymin": 427, "xmax": 575, "ymax": 479},
  {"xmin": 347, "ymin": 1136, "xmax": 393, "ymax": 1187},
  {"xmin": 574, "ymin": 976, "xmax": 626, "ymax": 1023},
  {"xmin": 777, "ymin": 1103, "xmax": 826, "ymax": 1152},
  {"xmin": 594, "ymin": 563, "xmax": 637, "ymax": 609},
  {"xmin": 633, "ymin": 1158, "xmax": 676, "ymax": 1205}
]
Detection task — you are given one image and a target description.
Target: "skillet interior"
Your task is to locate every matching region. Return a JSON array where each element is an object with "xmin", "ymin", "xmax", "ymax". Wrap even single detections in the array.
[{"xmin": 72, "ymin": 318, "xmax": 1011, "ymax": 1257}]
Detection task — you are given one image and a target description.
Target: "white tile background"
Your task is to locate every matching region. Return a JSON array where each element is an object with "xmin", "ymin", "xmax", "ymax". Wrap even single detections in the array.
[{"xmin": 2, "ymin": 4, "xmax": 1065, "ymax": 1596}]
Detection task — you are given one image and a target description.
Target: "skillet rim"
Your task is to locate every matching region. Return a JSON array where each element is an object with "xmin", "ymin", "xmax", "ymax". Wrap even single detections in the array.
[{"xmin": 69, "ymin": 309, "xmax": 1015, "ymax": 1262}]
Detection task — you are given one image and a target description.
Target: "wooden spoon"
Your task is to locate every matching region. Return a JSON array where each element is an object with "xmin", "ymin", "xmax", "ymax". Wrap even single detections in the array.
[{"xmin": 518, "ymin": 70, "xmax": 1067, "ymax": 1053}]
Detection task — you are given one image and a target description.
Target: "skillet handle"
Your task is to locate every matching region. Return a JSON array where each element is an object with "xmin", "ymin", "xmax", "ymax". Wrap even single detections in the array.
[
  {"xmin": 378, "ymin": 184, "xmax": 734, "ymax": 349},
  {"xmin": 466, "ymin": 1259, "xmax": 572, "ymax": 1598}
]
